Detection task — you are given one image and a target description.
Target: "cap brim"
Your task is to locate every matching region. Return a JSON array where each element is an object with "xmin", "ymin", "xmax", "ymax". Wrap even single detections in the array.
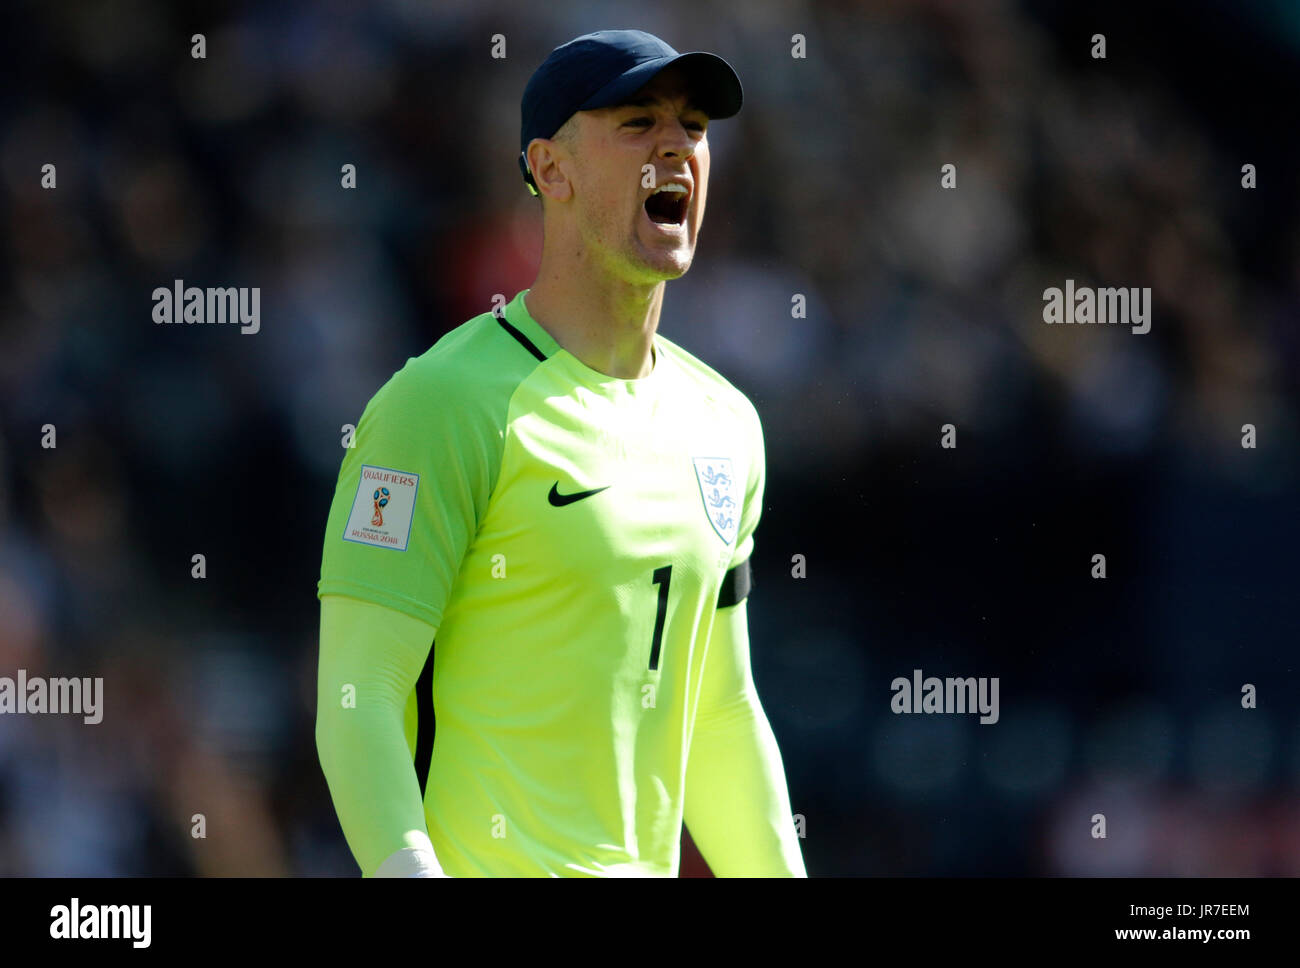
[{"xmin": 579, "ymin": 51, "xmax": 743, "ymax": 120}]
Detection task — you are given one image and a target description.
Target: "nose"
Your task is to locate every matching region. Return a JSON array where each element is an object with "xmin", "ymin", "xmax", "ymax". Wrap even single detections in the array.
[{"xmin": 658, "ymin": 120, "xmax": 696, "ymax": 160}]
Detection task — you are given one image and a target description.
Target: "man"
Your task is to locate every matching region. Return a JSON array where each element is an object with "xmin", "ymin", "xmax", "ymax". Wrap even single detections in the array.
[{"xmin": 316, "ymin": 29, "xmax": 805, "ymax": 877}]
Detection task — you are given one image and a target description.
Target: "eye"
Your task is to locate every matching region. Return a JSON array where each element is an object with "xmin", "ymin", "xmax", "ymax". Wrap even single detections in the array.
[{"xmin": 624, "ymin": 116, "xmax": 653, "ymax": 128}]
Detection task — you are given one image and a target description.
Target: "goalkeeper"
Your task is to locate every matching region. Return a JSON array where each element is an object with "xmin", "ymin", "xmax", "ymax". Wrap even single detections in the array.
[{"xmin": 315, "ymin": 29, "xmax": 805, "ymax": 878}]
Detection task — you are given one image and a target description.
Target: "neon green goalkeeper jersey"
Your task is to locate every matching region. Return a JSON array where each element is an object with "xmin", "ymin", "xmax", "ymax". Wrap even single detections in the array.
[{"xmin": 318, "ymin": 289, "xmax": 791, "ymax": 876}]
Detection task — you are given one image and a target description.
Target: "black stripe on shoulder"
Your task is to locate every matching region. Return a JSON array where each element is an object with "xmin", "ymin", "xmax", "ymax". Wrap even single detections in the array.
[
  {"xmin": 716, "ymin": 558, "xmax": 753, "ymax": 608},
  {"xmin": 495, "ymin": 313, "xmax": 547, "ymax": 362}
]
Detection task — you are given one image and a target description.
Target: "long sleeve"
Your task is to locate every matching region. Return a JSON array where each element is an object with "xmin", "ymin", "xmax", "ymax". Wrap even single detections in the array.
[
  {"xmin": 315, "ymin": 593, "xmax": 443, "ymax": 877},
  {"xmin": 683, "ymin": 596, "xmax": 806, "ymax": 876}
]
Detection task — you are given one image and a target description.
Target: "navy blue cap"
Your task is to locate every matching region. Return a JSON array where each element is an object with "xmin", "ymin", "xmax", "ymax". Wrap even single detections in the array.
[{"xmin": 518, "ymin": 29, "xmax": 743, "ymax": 195}]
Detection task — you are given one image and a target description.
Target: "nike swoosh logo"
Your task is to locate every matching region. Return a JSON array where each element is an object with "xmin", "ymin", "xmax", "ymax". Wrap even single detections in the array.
[{"xmin": 548, "ymin": 482, "xmax": 611, "ymax": 506}]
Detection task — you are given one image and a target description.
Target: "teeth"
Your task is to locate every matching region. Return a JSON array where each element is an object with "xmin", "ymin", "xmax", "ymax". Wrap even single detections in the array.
[{"xmin": 653, "ymin": 183, "xmax": 687, "ymax": 195}]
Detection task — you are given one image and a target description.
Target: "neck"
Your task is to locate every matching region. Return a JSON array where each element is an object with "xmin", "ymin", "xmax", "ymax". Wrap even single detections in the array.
[{"xmin": 525, "ymin": 243, "xmax": 663, "ymax": 380}]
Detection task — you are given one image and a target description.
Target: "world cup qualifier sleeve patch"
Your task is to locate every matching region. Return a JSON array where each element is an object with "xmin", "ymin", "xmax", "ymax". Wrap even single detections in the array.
[{"xmin": 342, "ymin": 464, "xmax": 420, "ymax": 551}]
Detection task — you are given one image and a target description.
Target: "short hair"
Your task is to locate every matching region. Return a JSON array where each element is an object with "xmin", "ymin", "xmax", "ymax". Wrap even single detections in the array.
[
  {"xmin": 535, "ymin": 115, "xmax": 580, "ymax": 206},
  {"xmin": 551, "ymin": 115, "xmax": 579, "ymax": 152}
]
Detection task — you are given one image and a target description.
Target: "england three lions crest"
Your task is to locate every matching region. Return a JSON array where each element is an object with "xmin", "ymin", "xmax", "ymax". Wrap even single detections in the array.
[{"xmin": 692, "ymin": 457, "xmax": 740, "ymax": 545}]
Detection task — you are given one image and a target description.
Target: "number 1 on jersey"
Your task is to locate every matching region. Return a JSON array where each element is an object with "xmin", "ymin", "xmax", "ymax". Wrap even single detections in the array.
[{"xmin": 648, "ymin": 565, "xmax": 672, "ymax": 671}]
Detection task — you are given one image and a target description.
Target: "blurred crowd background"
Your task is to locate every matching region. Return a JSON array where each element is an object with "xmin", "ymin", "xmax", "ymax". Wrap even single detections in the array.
[{"xmin": 1, "ymin": 0, "xmax": 1298, "ymax": 876}]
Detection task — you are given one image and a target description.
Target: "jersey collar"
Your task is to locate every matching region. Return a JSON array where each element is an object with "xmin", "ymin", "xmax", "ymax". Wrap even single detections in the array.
[
  {"xmin": 502, "ymin": 290, "xmax": 561, "ymax": 358},
  {"xmin": 511, "ymin": 288, "xmax": 665, "ymax": 391}
]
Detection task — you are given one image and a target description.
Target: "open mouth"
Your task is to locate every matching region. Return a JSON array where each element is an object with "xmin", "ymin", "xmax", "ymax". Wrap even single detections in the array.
[{"xmin": 644, "ymin": 185, "xmax": 689, "ymax": 226}]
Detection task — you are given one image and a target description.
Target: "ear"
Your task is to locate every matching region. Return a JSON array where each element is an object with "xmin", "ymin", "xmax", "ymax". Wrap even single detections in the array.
[{"xmin": 526, "ymin": 136, "xmax": 574, "ymax": 203}]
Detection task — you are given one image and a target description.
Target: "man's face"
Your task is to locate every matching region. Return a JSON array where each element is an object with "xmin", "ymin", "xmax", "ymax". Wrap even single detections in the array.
[{"xmin": 561, "ymin": 65, "xmax": 711, "ymax": 283}]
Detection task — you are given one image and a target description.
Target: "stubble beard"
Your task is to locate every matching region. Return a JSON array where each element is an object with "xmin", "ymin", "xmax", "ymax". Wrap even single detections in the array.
[{"xmin": 628, "ymin": 216, "xmax": 695, "ymax": 282}]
